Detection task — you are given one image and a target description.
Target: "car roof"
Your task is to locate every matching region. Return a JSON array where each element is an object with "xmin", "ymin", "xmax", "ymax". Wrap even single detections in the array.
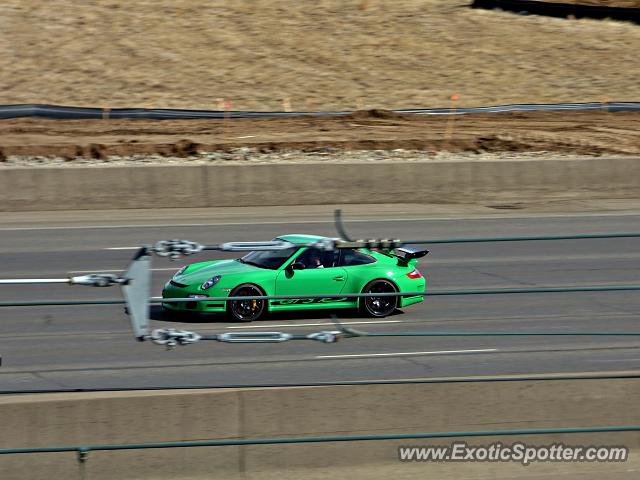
[{"xmin": 277, "ymin": 234, "xmax": 329, "ymax": 245}]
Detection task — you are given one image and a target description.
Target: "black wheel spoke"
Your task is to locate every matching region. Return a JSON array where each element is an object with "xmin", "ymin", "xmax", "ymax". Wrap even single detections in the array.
[
  {"xmin": 363, "ymin": 280, "xmax": 397, "ymax": 317},
  {"xmin": 229, "ymin": 285, "xmax": 265, "ymax": 322}
]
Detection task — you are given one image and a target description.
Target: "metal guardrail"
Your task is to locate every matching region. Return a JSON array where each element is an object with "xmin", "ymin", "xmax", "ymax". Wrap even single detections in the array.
[
  {"xmin": 0, "ymin": 101, "xmax": 639, "ymax": 120},
  {"xmin": 2, "ymin": 425, "xmax": 638, "ymax": 463}
]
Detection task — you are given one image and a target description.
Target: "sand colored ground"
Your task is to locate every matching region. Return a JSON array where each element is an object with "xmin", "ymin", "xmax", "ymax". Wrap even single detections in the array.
[
  {"xmin": 0, "ymin": 1, "xmax": 639, "ymax": 111},
  {"xmin": 1, "ymin": 110, "xmax": 638, "ymax": 160}
]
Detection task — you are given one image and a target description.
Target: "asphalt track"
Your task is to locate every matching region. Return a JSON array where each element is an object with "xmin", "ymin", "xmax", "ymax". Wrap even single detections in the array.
[{"xmin": 0, "ymin": 207, "xmax": 639, "ymax": 392}]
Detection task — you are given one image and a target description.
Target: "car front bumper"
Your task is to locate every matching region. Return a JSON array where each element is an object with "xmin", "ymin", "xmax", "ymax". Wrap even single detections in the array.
[{"xmin": 162, "ymin": 282, "xmax": 227, "ymax": 313}]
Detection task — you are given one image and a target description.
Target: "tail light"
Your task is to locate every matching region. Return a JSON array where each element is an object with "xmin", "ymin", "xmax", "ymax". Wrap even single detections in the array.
[{"xmin": 406, "ymin": 269, "xmax": 422, "ymax": 279}]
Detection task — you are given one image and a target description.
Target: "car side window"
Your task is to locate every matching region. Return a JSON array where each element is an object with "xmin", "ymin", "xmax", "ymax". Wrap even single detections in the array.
[
  {"xmin": 295, "ymin": 247, "xmax": 339, "ymax": 269},
  {"xmin": 339, "ymin": 249, "xmax": 375, "ymax": 267}
]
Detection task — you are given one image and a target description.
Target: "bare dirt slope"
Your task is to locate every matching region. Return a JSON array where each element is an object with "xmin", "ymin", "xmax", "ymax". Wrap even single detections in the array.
[
  {"xmin": 1, "ymin": 1, "xmax": 639, "ymax": 111},
  {"xmin": 1, "ymin": 110, "xmax": 638, "ymax": 160}
]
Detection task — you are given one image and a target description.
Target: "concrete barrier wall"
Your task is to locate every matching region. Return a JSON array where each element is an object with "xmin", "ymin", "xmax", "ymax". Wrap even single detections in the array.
[
  {"xmin": 0, "ymin": 157, "xmax": 638, "ymax": 211},
  {"xmin": 1, "ymin": 377, "xmax": 639, "ymax": 479}
]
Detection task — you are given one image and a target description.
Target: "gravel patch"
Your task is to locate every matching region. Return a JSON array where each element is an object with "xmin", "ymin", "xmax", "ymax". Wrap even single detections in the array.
[{"xmin": 0, "ymin": 150, "xmax": 630, "ymax": 168}]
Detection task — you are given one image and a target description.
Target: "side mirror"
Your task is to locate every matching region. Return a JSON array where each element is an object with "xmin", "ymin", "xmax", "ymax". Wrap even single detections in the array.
[{"xmin": 291, "ymin": 262, "xmax": 306, "ymax": 271}]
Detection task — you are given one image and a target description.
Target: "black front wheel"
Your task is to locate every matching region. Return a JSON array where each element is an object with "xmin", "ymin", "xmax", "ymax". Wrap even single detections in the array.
[
  {"xmin": 360, "ymin": 279, "xmax": 398, "ymax": 317},
  {"xmin": 226, "ymin": 284, "xmax": 266, "ymax": 322}
]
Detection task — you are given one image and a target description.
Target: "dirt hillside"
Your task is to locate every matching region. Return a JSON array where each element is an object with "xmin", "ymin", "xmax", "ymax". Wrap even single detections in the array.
[{"xmin": 0, "ymin": 1, "xmax": 639, "ymax": 111}]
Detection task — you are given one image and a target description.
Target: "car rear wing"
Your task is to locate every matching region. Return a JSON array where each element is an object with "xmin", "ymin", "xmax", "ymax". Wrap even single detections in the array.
[{"xmin": 391, "ymin": 246, "xmax": 429, "ymax": 267}]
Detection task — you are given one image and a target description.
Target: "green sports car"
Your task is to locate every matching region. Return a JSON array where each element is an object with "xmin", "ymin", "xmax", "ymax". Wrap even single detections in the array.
[{"xmin": 162, "ymin": 234, "xmax": 427, "ymax": 322}]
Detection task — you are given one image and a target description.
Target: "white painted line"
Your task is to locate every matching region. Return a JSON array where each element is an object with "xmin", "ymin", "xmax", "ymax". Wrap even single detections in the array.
[
  {"xmin": 227, "ymin": 320, "xmax": 403, "ymax": 329},
  {"xmin": 68, "ymin": 267, "xmax": 178, "ymax": 274},
  {"xmin": 105, "ymin": 247, "xmax": 140, "ymax": 250},
  {"xmin": 315, "ymin": 348, "xmax": 497, "ymax": 359}
]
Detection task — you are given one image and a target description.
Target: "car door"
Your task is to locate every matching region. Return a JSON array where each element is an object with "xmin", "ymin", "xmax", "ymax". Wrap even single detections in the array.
[{"xmin": 275, "ymin": 247, "xmax": 348, "ymax": 299}]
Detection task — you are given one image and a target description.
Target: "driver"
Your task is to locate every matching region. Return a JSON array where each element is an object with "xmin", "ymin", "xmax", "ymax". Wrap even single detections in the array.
[{"xmin": 309, "ymin": 253, "xmax": 324, "ymax": 268}]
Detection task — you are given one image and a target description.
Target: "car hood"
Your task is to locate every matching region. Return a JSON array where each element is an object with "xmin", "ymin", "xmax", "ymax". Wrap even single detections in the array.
[{"xmin": 174, "ymin": 259, "xmax": 263, "ymax": 284}]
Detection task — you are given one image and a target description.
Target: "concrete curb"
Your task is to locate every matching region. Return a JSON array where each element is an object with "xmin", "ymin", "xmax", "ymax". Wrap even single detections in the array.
[
  {"xmin": 0, "ymin": 157, "xmax": 638, "ymax": 211},
  {"xmin": 1, "ymin": 378, "xmax": 639, "ymax": 479}
]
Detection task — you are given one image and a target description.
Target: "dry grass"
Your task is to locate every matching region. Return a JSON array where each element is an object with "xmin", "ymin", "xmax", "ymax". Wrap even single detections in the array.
[{"xmin": 0, "ymin": 0, "xmax": 639, "ymax": 110}]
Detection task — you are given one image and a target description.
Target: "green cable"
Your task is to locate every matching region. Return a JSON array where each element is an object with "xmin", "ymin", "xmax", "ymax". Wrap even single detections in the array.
[{"xmin": 1, "ymin": 425, "xmax": 638, "ymax": 455}]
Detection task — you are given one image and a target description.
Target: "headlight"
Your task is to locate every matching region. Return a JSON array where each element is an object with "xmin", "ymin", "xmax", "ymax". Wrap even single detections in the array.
[
  {"xmin": 173, "ymin": 266, "xmax": 188, "ymax": 278},
  {"xmin": 200, "ymin": 275, "xmax": 221, "ymax": 290}
]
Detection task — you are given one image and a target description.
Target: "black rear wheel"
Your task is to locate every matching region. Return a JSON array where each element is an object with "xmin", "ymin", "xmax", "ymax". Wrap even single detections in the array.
[
  {"xmin": 227, "ymin": 284, "xmax": 266, "ymax": 322},
  {"xmin": 360, "ymin": 279, "xmax": 398, "ymax": 317}
]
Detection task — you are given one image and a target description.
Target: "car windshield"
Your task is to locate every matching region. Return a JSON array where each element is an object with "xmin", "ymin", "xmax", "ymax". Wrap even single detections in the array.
[{"xmin": 238, "ymin": 246, "xmax": 299, "ymax": 270}]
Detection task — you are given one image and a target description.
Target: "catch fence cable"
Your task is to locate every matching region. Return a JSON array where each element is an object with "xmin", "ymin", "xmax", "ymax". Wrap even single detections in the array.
[{"xmin": 1, "ymin": 425, "xmax": 639, "ymax": 463}]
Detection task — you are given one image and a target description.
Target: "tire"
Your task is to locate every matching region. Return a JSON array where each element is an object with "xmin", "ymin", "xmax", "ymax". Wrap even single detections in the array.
[
  {"xmin": 360, "ymin": 279, "xmax": 398, "ymax": 317},
  {"xmin": 226, "ymin": 284, "xmax": 266, "ymax": 322}
]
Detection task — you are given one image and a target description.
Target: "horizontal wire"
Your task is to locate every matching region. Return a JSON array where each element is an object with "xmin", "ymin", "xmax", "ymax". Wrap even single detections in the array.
[
  {"xmin": 193, "ymin": 232, "xmax": 640, "ymax": 251},
  {"xmin": 358, "ymin": 331, "xmax": 640, "ymax": 337},
  {"xmin": 2, "ymin": 284, "xmax": 639, "ymax": 307},
  {"xmin": 401, "ymin": 232, "xmax": 640, "ymax": 244},
  {"xmin": 1, "ymin": 425, "xmax": 638, "ymax": 455},
  {"xmin": 3, "ymin": 371, "xmax": 640, "ymax": 395},
  {"xmin": 158, "ymin": 285, "xmax": 640, "ymax": 303}
]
